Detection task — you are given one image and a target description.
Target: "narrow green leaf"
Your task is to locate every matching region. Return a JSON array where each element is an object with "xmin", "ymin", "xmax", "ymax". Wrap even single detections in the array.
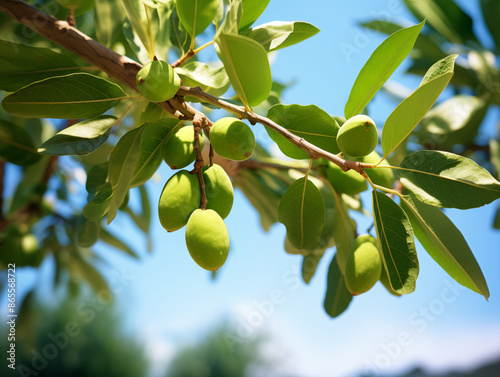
[
  {"xmin": 0, "ymin": 119, "xmax": 40, "ymax": 166},
  {"xmin": 360, "ymin": 20, "xmax": 445, "ymax": 60},
  {"xmin": 176, "ymin": 0, "xmax": 220, "ymax": 37},
  {"xmin": 99, "ymin": 227, "xmax": 139, "ymax": 258},
  {"xmin": 494, "ymin": 203, "xmax": 500, "ymax": 230},
  {"xmin": 71, "ymin": 256, "xmax": 111, "ymax": 295},
  {"xmin": 131, "ymin": 118, "xmax": 183, "ymax": 187},
  {"xmin": 108, "ymin": 126, "xmax": 144, "ymax": 223},
  {"xmin": 2, "ymin": 73, "xmax": 126, "ymax": 119},
  {"xmin": 404, "ymin": 0, "xmax": 477, "ymax": 45},
  {"xmin": 77, "ymin": 215, "xmax": 100, "ymax": 248},
  {"xmin": 400, "ymin": 195, "xmax": 489, "ymax": 298},
  {"xmin": 372, "ymin": 190, "xmax": 419, "ymax": 294},
  {"xmin": 215, "ymin": 32, "xmax": 272, "ymax": 109},
  {"xmin": 323, "ymin": 255, "xmax": 353, "ymax": 318},
  {"xmin": 121, "ymin": 0, "xmax": 155, "ymax": 58},
  {"xmin": 344, "ymin": 21, "xmax": 424, "ymax": 119},
  {"xmin": 38, "ymin": 115, "xmax": 117, "ymax": 156},
  {"xmin": 243, "ymin": 21, "xmax": 319, "ymax": 52},
  {"xmin": 266, "ymin": 104, "xmax": 340, "ymax": 160},
  {"xmin": 397, "ymin": 150, "xmax": 500, "ymax": 209},
  {"xmin": 239, "ymin": 0, "xmax": 270, "ymax": 30},
  {"xmin": 329, "ymin": 188, "xmax": 356, "ymax": 274},
  {"xmin": 0, "ymin": 40, "xmax": 80, "ymax": 92},
  {"xmin": 381, "ymin": 55, "xmax": 456, "ymax": 158},
  {"xmin": 302, "ymin": 254, "xmax": 323, "ymax": 285},
  {"xmin": 233, "ymin": 168, "xmax": 285, "ymax": 231},
  {"xmin": 480, "ymin": 0, "xmax": 500, "ymax": 52},
  {"xmin": 83, "ymin": 182, "xmax": 113, "ymax": 221},
  {"xmin": 175, "ymin": 62, "xmax": 230, "ymax": 97},
  {"xmin": 95, "ymin": 0, "xmax": 125, "ymax": 47},
  {"xmin": 278, "ymin": 177, "xmax": 325, "ymax": 250}
]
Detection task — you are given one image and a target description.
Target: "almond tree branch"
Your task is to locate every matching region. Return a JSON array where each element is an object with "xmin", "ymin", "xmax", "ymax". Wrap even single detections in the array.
[
  {"xmin": 177, "ymin": 87, "xmax": 372, "ymax": 172},
  {"xmin": 0, "ymin": 0, "xmax": 370, "ymax": 173}
]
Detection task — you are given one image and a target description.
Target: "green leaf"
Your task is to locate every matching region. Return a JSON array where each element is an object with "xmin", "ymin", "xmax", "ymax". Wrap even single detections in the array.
[
  {"xmin": 360, "ymin": 20, "xmax": 445, "ymax": 60},
  {"xmin": 400, "ymin": 195, "xmax": 489, "ymax": 298},
  {"xmin": 38, "ymin": 115, "xmax": 117, "ymax": 156},
  {"xmin": 107, "ymin": 126, "xmax": 144, "ymax": 223},
  {"xmin": 95, "ymin": 0, "xmax": 125, "ymax": 47},
  {"xmin": 344, "ymin": 21, "xmax": 424, "ymax": 119},
  {"xmin": 480, "ymin": 0, "xmax": 500, "ymax": 52},
  {"xmin": 175, "ymin": 61, "xmax": 230, "ymax": 97},
  {"xmin": 284, "ymin": 175, "xmax": 336, "ymax": 255},
  {"xmin": 234, "ymin": 168, "xmax": 286, "ymax": 231},
  {"xmin": 99, "ymin": 227, "xmax": 139, "ymax": 258},
  {"xmin": 403, "ymin": 0, "xmax": 477, "ymax": 45},
  {"xmin": 266, "ymin": 104, "xmax": 340, "ymax": 160},
  {"xmin": 381, "ymin": 55, "xmax": 456, "ymax": 157},
  {"xmin": 398, "ymin": 150, "xmax": 500, "ymax": 209},
  {"xmin": 131, "ymin": 118, "xmax": 183, "ymax": 187},
  {"xmin": 83, "ymin": 182, "xmax": 113, "ymax": 221},
  {"xmin": 243, "ymin": 21, "xmax": 319, "ymax": 52},
  {"xmin": 155, "ymin": 3, "xmax": 176, "ymax": 59},
  {"xmin": 176, "ymin": 0, "xmax": 220, "ymax": 38},
  {"xmin": 85, "ymin": 163, "xmax": 109, "ymax": 198},
  {"xmin": 302, "ymin": 254, "xmax": 323, "ymax": 285},
  {"xmin": 77, "ymin": 215, "xmax": 100, "ymax": 248},
  {"xmin": 215, "ymin": 32, "xmax": 272, "ymax": 109},
  {"xmin": 239, "ymin": 0, "xmax": 270, "ymax": 30},
  {"xmin": 216, "ymin": 0, "xmax": 242, "ymax": 36},
  {"xmin": 494, "ymin": 203, "xmax": 500, "ymax": 230},
  {"xmin": 0, "ymin": 119, "xmax": 40, "ymax": 166},
  {"xmin": 323, "ymin": 255, "xmax": 353, "ymax": 318},
  {"xmin": 418, "ymin": 95, "xmax": 487, "ymax": 148},
  {"xmin": 121, "ymin": 0, "xmax": 155, "ymax": 59},
  {"xmin": 2, "ymin": 73, "xmax": 126, "ymax": 119},
  {"xmin": 0, "ymin": 40, "xmax": 80, "ymax": 92},
  {"xmin": 372, "ymin": 190, "xmax": 418, "ymax": 294},
  {"xmin": 490, "ymin": 139, "xmax": 500, "ymax": 179},
  {"xmin": 278, "ymin": 177, "xmax": 325, "ymax": 250},
  {"xmin": 330, "ymin": 188, "xmax": 356, "ymax": 274},
  {"xmin": 140, "ymin": 102, "xmax": 173, "ymax": 124}
]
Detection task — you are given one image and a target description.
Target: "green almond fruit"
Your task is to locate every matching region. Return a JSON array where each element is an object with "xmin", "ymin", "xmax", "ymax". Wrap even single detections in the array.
[
  {"xmin": 210, "ymin": 117, "xmax": 256, "ymax": 161},
  {"xmin": 203, "ymin": 164, "xmax": 234, "ymax": 219},
  {"xmin": 325, "ymin": 161, "xmax": 367, "ymax": 195},
  {"xmin": 345, "ymin": 234, "xmax": 382, "ymax": 296},
  {"xmin": 337, "ymin": 115, "xmax": 378, "ymax": 157},
  {"xmin": 163, "ymin": 126, "xmax": 206, "ymax": 169},
  {"xmin": 158, "ymin": 170, "xmax": 200, "ymax": 232},
  {"xmin": 136, "ymin": 60, "xmax": 181, "ymax": 102},
  {"xmin": 358, "ymin": 151, "xmax": 394, "ymax": 189},
  {"xmin": 185, "ymin": 209, "xmax": 230, "ymax": 271}
]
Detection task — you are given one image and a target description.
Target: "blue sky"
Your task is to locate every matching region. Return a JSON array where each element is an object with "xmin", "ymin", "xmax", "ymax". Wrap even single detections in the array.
[{"xmin": 5, "ymin": 1, "xmax": 500, "ymax": 376}]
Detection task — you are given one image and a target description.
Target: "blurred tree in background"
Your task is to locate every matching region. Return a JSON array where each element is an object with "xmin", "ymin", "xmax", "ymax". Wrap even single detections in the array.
[
  {"xmin": 164, "ymin": 323, "xmax": 269, "ymax": 377},
  {"xmin": 1, "ymin": 291, "xmax": 148, "ymax": 377}
]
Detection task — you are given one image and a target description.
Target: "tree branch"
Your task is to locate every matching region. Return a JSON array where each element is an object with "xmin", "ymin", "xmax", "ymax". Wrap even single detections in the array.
[{"xmin": 0, "ymin": 0, "xmax": 370, "ymax": 174}]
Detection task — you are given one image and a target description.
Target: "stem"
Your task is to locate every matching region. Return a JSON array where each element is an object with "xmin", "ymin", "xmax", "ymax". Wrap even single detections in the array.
[
  {"xmin": 193, "ymin": 114, "xmax": 207, "ymax": 210},
  {"xmin": 171, "ymin": 41, "xmax": 215, "ymax": 68}
]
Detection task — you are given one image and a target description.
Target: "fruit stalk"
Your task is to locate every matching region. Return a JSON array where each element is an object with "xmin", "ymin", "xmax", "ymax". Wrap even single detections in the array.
[{"xmin": 193, "ymin": 115, "xmax": 207, "ymax": 210}]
